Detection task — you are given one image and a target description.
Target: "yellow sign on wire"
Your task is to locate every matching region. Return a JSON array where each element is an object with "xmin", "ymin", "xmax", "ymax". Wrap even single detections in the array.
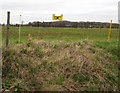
[
  {"xmin": 52, "ymin": 14, "xmax": 63, "ymax": 20},
  {"xmin": 108, "ymin": 20, "xmax": 112, "ymax": 40}
]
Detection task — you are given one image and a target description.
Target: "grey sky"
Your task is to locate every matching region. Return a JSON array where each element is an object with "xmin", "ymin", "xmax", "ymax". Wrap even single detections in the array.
[{"xmin": 0, "ymin": 0, "xmax": 120, "ymax": 24}]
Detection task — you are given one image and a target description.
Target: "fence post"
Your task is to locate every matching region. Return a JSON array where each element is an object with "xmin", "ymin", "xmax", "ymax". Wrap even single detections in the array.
[
  {"xmin": 6, "ymin": 11, "xmax": 10, "ymax": 47},
  {"xmin": 107, "ymin": 20, "xmax": 112, "ymax": 40},
  {"xmin": 19, "ymin": 15, "xmax": 21, "ymax": 43},
  {"xmin": 118, "ymin": 2, "xmax": 120, "ymax": 91}
]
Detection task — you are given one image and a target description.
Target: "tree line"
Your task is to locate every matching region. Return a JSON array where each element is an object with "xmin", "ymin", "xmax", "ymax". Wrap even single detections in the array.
[{"xmin": 2, "ymin": 20, "xmax": 119, "ymax": 28}]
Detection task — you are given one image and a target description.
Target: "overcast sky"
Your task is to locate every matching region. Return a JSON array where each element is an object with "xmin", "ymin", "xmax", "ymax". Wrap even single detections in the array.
[{"xmin": 0, "ymin": 0, "xmax": 120, "ymax": 24}]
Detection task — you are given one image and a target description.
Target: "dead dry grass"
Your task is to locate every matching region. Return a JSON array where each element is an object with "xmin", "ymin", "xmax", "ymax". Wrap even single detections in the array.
[{"xmin": 2, "ymin": 40, "xmax": 119, "ymax": 91}]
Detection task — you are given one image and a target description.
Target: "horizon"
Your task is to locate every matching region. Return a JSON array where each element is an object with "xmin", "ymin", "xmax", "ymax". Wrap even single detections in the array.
[{"xmin": 1, "ymin": 20, "xmax": 119, "ymax": 25}]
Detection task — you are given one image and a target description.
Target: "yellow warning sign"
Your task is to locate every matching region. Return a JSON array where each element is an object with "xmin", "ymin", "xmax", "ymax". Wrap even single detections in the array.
[{"xmin": 52, "ymin": 14, "xmax": 63, "ymax": 20}]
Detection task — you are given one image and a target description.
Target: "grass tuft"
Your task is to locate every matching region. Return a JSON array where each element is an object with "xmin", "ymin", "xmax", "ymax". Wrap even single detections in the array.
[
  {"xmin": 34, "ymin": 47, "xmax": 44, "ymax": 57},
  {"xmin": 72, "ymin": 73, "xmax": 90, "ymax": 82},
  {"xmin": 55, "ymin": 76, "xmax": 64, "ymax": 85}
]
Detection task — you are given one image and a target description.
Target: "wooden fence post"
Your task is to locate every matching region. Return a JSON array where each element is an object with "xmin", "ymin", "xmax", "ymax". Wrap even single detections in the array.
[{"xmin": 6, "ymin": 11, "xmax": 10, "ymax": 47}]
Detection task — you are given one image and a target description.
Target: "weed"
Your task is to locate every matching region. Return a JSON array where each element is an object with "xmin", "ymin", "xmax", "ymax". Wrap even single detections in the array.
[
  {"xmin": 2, "ymin": 80, "xmax": 11, "ymax": 89},
  {"xmin": 105, "ymin": 73, "xmax": 117, "ymax": 84},
  {"xmin": 41, "ymin": 61, "xmax": 48, "ymax": 67},
  {"xmin": 8, "ymin": 73, "xmax": 14, "ymax": 78},
  {"xmin": 97, "ymin": 51, "xmax": 105, "ymax": 56},
  {"xmin": 19, "ymin": 62, "xmax": 29, "ymax": 68},
  {"xmin": 72, "ymin": 73, "xmax": 90, "ymax": 82},
  {"xmin": 29, "ymin": 67, "xmax": 40, "ymax": 74},
  {"xmin": 12, "ymin": 78, "xmax": 25, "ymax": 91},
  {"xmin": 55, "ymin": 76, "xmax": 64, "ymax": 85},
  {"xmin": 77, "ymin": 40, "xmax": 87, "ymax": 46},
  {"xmin": 3, "ymin": 49, "xmax": 16, "ymax": 58},
  {"xmin": 26, "ymin": 42, "xmax": 31, "ymax": 47},
  {"xmin": 92, "ymin": 76, "xmax": 103, "ymax": 84},
  {"xmin": 15, "ymin": 41, "xmax": 23, "ymax": 44},
  {"xmin": 104, "ymin": 64, "xmax": 113, "ymax": 69},
  {"xmin": 13, "ymin": 86, "xmax": 24, "ymax": 91},
  {"xmin": 107, "ymin": 56, "xmax": 118, "ymax": 61},
  {"xmin": 64, "ymin": 44, "xmax": 70, "ymax": 48},
  {"xmin": 2, "ymin": 49, "xmax": 17, "ymax": 75},
  {"xmin": 52, "ymin": 44, "xmax": 59, "ymax": 48},
  {"xmin": 20, "ymin": 47, "xmax": 27, "ymax": 54},
  {"xmin": 47, "ymin": 62, "xmax": 56, "ymax": 72},
  {"xmin": 86, "ymin": 86, "xmax": 99, "ymax": 91},
  {"xmin": 89, "ymin": 48, "xmax": 96, "ymax": 54},
  {"xmin": 41, "ymin": 61, "xmax": 56, "ymax": 72},
  {"xmin": 34, "ymin": 47, "xmax": 44, "ymax": 57},
  {"xmin": 76, "ymin": 41, "xmax": 82, "ymax": 46}
]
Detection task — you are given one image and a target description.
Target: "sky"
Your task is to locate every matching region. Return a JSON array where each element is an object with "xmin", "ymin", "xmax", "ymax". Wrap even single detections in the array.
[{"xmin": 0, "ymin": 0, "xmax": 120, "ymax": 24}]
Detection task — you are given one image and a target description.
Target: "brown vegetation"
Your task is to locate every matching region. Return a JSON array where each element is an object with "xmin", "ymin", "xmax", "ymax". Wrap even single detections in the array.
[{"xmin": 2, "ymin": 40, "xmax": 119, "ymax": 91}]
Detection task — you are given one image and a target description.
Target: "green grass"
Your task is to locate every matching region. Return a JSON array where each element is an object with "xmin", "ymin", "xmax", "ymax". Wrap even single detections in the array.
[
  {"xmin": 34, "ymin": 47, "xmax": 44, "ymax": 58},
  {"xmin": 94, "ymin": 41, "xmax": 119, "ymax": 59},
  {"xmin": 86, "ymin": 86, "xmax": 99, "ymax": 91},
  {"xmin": 2, "ymin": 26, "xmax": 119, "ymax": 44},
  {"xmin": 55, "ymin": 76, "xmax": 64, "ymax": 85},
  {"xmin": 105, "ymin": 73, "xmax": 117, "ymax": 84},
  {"xmin": 72, "ymin": 73, "xmax": 90, "ymax": 82},
  {"xmin": 2, "ymin": 26, "xmax": 119, "ymax": 58}
]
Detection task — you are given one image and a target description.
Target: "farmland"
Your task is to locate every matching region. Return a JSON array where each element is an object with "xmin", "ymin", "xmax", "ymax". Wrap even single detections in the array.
[
  {"xmin": 2, "ymin": 26, "xmax": 119, "ymax": 43},
  {"xmin": 2, "ymin": 26, "xmax": 119, "ymax": 56},
  {"xmin": 2, "ymin": 26, "xmax": 120, "ymax": 91}
]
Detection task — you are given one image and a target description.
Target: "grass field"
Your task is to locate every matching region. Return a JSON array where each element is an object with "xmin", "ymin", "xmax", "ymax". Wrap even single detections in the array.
[
  {"xmin": 2, "ymin": 26, "xmax": 120, "ymax": 91},
  {"xmin": 2, "ymin": 26, "xmax": 119, "ymax": 43},
  {"xmin": 2, "ymin": 26, "xmax": 119, "ymax": 56}
]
